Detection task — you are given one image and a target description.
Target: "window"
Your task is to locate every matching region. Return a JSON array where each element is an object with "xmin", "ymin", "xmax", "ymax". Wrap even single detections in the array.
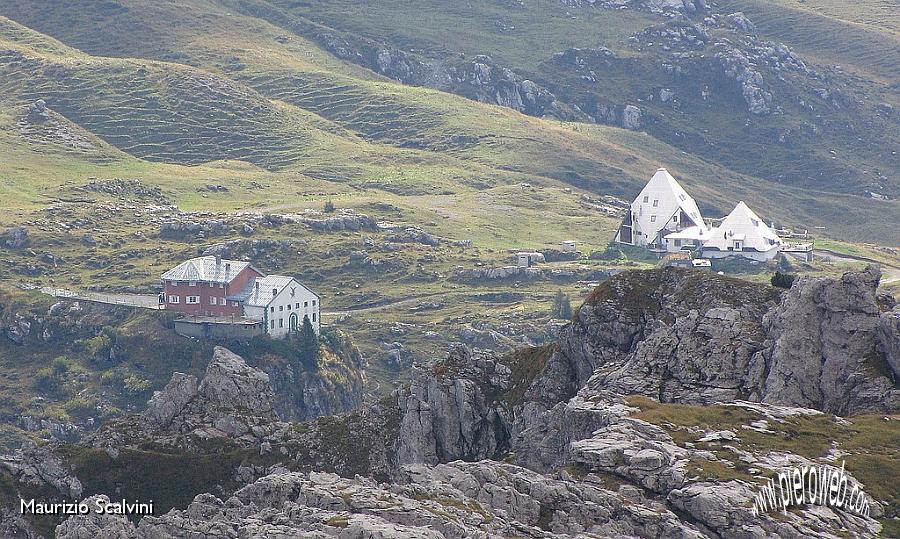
[
  {"xmin": 270, "ymin": 320, "xmax": 275, "ymax": 329},
  {"xmin": 272, "ymin": 288, "xmax": 278, "ymax": 297},
  {"xmin": 270, "ymin": 306, "xmax": 275, "ymax": 313},
  {"xmin": 279, "ymin": 305, "xmax": 284, "ymax": 312},
  {"xmin": 673, "ymin": 214, "xmax": 678, "ymax": 222},
  {"xmin": 304, "ymin": 301, "xmax": 308, "ymax": 308},
  {"xmin": 312, "ymin": 300, "xmax": 317, "ymax": 306},
  {"xmin": 679, "ymin": 194, "xmax": 686, "ymax": 201},
  {"xmin": 312, "ymin": 313, "xmax": 317, "ymax": 322},
  {"xmin": 674, "ymin": 239, "xmax": 682, "ymax": 247},
  {"xmin": 734, "ymin": 241, "xmax": 743, "ymax": 251},
  {"xmin": 650, "ymin": 215, "xmax": 657, "ymax": 223},
  {"xmin": 295, "ymin": 303, "xmax": 300, "ymax": 309},
  {"xmin": 652, "ymin": 199, "xmax": 658, "ymax": 207},
  {"xmin": 751, "ymin": 219, "xmax": 759, "ymax": 227},
  {"xmin": 643, "ymin": 196, "xmax": 649, "ymax": 203},
  {"xmin": 209, "ymin": 297, "xmax": 217, "ymax": 305},
  {"xmin": 187, "ymin": 296, "xmax": 200, "ymax": 304},
  {"xmin": 188, "ymin": 281, "xmax": 197, "ymax": 287},
  {"xmin": 168, "ymin": 295, "xmax": 179, "ymax": 304},
  {"xmin": 278, "ymin": 319, "xmax": 283, "ymax": 328},
  {"xmin": 287, "ymin": 304, "xmax": 292, "ymax": 310}
]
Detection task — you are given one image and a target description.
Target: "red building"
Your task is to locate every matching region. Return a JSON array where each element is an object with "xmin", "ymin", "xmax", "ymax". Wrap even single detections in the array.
[{"xmin": 161, "ymin": 256, "xmax": 263, "ymax": 317}]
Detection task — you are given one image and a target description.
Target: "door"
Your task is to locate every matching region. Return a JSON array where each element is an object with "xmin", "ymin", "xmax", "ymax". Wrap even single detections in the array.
[{"xmin": 289, "ymin": 313, "xmax": 298, "ymax": 332}]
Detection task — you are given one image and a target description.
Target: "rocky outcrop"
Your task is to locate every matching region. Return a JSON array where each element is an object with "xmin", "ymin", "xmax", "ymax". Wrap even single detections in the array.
[
  {"xmin": 571, "ymin": 417, "xmax": 688, "ymax": 494},
  {"xmin": 756, "ymin": 266, "xmax": 900, "ymax": 414},
  {"xmin": 56, "ymin": 463, "xmax": 707, "ymax": 539},
  {"xmin": 1, "ymin": 226, "xmax": 28, "ymax": 249},
  {"xmin": 397, "ymin": 346, "xmax": 511, "ymax": 465},
  {"xmin": 135, "ymin": 346, "xmax": 279, "ymax": 445},
  {"xmin": 878, "ymin": 308, "xmax": 900, "ymax": 380},
  {"xmin": 537, "ymin": 267, "xmax": 897, "ymax": 414},
  {"xmin": 0, "ymin": 445, "xmax": 83, "ymax": 499},
  {"xmin": 300, "ymin": 213, "xmax": 378, "ymax": 232}
]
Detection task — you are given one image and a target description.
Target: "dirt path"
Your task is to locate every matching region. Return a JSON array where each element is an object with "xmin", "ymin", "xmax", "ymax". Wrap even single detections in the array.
[
  {"xmin": 813, "ymin": 249, "xmax": 900, "ymax": 284},
  {"xmin": 322, "ymin": 292, "xmax": 447, "ymax": 317}
]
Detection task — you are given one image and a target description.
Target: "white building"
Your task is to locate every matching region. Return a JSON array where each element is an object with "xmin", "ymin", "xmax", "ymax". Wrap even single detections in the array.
[
  {"xmin": 516, "ymin": 252, "xmax": 544, "ymax": 268},
  {"xmin": 701, "ymin": 201, "xmax": 783, "ymax": 261},
  {"xmin": 615, "ymin": 168, "xmax": 707, "ymax": 250},
  {"xmin": 231, "ymin": 275, "xmax": 321, "ymax": 338}
]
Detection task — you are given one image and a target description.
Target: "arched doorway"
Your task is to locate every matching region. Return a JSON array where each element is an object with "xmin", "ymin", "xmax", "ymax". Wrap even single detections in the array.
[{"xmin": 289, "ymin": 313, "xmax": 299, "ymax": 332}]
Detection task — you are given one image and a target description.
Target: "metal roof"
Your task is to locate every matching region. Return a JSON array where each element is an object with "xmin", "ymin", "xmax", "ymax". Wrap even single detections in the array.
[
  {"xmin": 703, "ymin": 202, "xmax": 782, "ymax": 253},
  {"xmin": 229, "ymin": 275, "xmax": 318, "ymax": 307},
  {"xmin": 161, "ymin": 256, "xmax": 255, "ymax": 284}
]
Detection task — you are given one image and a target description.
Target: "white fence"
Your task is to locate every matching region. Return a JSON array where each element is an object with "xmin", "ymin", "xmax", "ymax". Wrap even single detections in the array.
[{"xmin": 40, "ymin": 288, "xmax": 164, "ymax": 310}]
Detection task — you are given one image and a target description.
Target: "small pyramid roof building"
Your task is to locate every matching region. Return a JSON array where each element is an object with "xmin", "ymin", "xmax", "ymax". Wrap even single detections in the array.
[
  {"xmin": 702, "ymin": 201, "xmax": 783, "ymax": 260},
  {"xmin": 615, "ymin": 168, "xmax": 707, "ymax": 248}
]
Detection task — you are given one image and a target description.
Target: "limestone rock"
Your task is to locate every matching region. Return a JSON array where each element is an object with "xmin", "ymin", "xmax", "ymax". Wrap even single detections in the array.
[
  {"xmin": 145, "ymin": 372, "xmax": 199, "ymax": 427},
  {"xmin": 55, "ymin": 495, "xmax": 137, "ymax": 539},
  {"xmin": 758, "ymin": 266, "xmax": 900, "ymax": 414},
  {"xmin": 199, "ymin": 346, "xmax": 277, "ymax": 418},
  {"xmin": 2, "ymin": 226, "xmax": 29, "ymax": 249},
  {"xmin": 622, "ymin": 104, "xmax": 642, "ymax": 129}
]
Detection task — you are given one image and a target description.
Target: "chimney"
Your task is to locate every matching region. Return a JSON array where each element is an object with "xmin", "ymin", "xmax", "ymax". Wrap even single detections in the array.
[
  {"xmin": 215, "ymin": 255, "xmax": 222, "ymax": 266},
  {"xmin": 255, "ymin": 281, "xmax": 259, "ymax": 294}
]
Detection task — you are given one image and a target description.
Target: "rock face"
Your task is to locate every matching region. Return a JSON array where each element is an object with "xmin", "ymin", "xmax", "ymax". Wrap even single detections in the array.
[
  {"xmin": 878, "ymin": 309, "xmax": 900, "ymax": 380},
  {"xmin": 141, "ymin": 346, "xmax": 278, "ymax": 440},
  {"xmin": 758, "ymin": 266, "xmax": 900, "ymax": 414},
  {"xmin": 543, "ymin": 267, "xmax": 898, "ymax": 414},
  {"xmin": 397, "ymin": 346, "xmax": 510, "ymax": 465}
]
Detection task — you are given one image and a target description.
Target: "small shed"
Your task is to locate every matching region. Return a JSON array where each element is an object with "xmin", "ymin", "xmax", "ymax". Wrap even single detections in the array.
[
  {"xmin": 516, "ymin": 252, "xmax": 544, "ymax": 268},
  {"xmin": 560, "ymin": 240, "xmax": 577, "ymax": 253}
]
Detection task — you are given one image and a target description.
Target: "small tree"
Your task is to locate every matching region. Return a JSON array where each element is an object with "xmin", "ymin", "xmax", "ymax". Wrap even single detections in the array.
[
  {"xmin": 323, "ymin": 199, "xmax": 336, "ymax": 213},
  {"xmin": 552, "ymin": 290, "xmax": 573, "ymax": 319},
  {"xmin": 298, "ymin": 316, "xmax": 320, "ymax": 367},
  {"xmin": 771, "ymin": 271, "xmax": 796, "ymax": 289}
]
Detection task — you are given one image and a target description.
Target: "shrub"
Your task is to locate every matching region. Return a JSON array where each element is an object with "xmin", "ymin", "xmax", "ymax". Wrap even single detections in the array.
[
  {"xmin": 51, "ymin": 356, "xmax": 70, "ymax": 375},
  {"xmin": 323, "ymin": 199, "xmax": 336, "ymax": 213},
  {"xmin": 34, "ymin": 367, "xmax": 58, "ymax": 391},
  {"xmin": 551, "ymin": 290, "xmax": 573, "ymax": 319},
  {"xmin": 123, "ymin": 374, "xmax": 151, "ymax": 396},
  {"xmin": 771, "ymin": 271, "xmax": 797, "ymax": 289},
  {"xmin": 63, "ymin": 396, "xmax": 98, "ymax": 419}
]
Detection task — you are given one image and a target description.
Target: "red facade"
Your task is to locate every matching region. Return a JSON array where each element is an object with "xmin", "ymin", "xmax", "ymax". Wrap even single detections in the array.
[{"xmin": 163, "ymin": 266, "xmax": 262, "ymax": 317}]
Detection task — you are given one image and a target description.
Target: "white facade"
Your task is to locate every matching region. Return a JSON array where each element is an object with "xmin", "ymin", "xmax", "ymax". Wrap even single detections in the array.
[
  {"xmin": 701, "ymin": 202, "xmax": 783, "ymax": 261},
  {"xmin": 663, "ymin": 226, "xmax": 709, "ymax": 253},
  {"xmin": 240, "ymin": 276, "xmax": 320, "ymax": 338},
  {"xmin": 616, "ymin": 168, "xmax": 707, "ymax": 249}
]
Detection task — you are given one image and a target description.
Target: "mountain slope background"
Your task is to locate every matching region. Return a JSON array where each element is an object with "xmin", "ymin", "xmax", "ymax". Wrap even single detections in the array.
[{"xmin": 0, "ymin": 0, "xmax": 897, "ymax": 242}]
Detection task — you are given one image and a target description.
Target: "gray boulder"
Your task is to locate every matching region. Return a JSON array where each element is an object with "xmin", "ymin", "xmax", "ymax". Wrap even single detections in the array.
[{"xmin": 2, "ymin": 226, "xmax": 28, "ymax": 248}]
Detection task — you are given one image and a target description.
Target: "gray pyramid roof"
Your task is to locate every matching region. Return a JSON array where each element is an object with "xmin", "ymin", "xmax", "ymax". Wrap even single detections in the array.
[{"xmin": 161, "ymin": 256, "xmax": 255, "ymax": 284}]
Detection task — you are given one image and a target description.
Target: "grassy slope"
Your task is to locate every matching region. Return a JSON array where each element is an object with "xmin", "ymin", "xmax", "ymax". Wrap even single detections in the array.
[
  {"xmin": 0, "ymin": 2, "xmax": 896, "ymax": 242},
  {"xmin": 718, "ymin": 0, "xmax": 900, "ymax": 83}
]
